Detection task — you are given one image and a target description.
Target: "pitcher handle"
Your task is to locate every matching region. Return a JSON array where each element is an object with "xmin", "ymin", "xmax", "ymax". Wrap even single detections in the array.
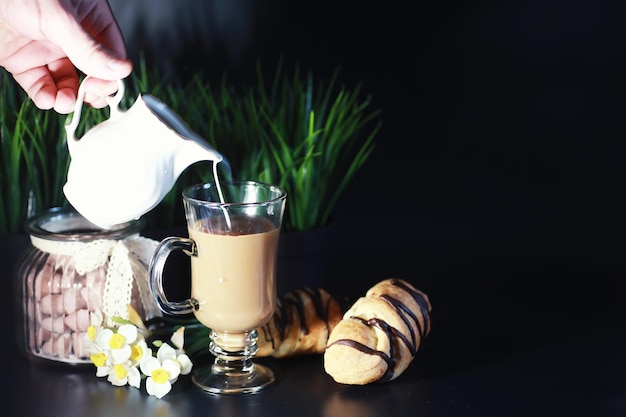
[
  {"xmin": 106, "ymin": 78, "xmax": 125, "ymax": 119},
  {"xmin": 149, "ymin": 236, "xmax": 201, "ymax": 315},
  {"xmin": 64, "ymin": 76, "xmax": 126, "ymax": 141}
]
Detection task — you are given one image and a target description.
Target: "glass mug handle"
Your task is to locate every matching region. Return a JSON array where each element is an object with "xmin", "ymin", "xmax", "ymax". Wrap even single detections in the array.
[{"xmin": 149, "ymin": 236, "xmax": 201, "ymax": 315}]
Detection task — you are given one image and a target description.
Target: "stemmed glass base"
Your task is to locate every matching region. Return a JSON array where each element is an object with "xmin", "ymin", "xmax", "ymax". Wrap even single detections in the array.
[{"xmin": 191, "ymin": 329, "xmax": 275, "ymax": 395}]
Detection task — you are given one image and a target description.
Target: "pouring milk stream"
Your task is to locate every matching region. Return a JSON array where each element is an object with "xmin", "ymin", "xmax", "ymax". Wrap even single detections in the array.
[{"xmin": 63, "ymin": 77, "xmax": 229, "ymax": 229}]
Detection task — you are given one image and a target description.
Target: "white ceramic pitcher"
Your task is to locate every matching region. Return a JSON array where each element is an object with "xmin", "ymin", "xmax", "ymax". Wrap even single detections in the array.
[{"xmin": 63, "ymin": 77, "xmax": 224, "ymax": 229}]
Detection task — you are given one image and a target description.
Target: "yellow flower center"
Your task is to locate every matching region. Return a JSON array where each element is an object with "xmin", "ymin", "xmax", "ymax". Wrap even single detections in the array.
[
  {"xmin": 87, "ymin": 325, "xmax": 97, "ymax": 341},
  {"xmin": 109, "ymin": 333, "xmax": 125, "ymax": 350},
  {"xmin": 152, "ymin": 368, "xmax": 170, "ymax": 384},
  {"xmin": 130, "ymin": 344, "xmax": 143, "ymax": 362},
  {"xmin": 90, "ymin": 352, "xmax": 107, "ymax": 367},
  {"xmin": 113, "ymin": 364, "xmax": 128, "ymax": 380}
]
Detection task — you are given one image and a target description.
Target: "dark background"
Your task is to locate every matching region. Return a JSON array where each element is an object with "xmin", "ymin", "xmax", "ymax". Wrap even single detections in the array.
[
  {"xmin": 109, "ymin": 0, "xmax": 626, "ymax": 366},
  {"xmin": 5, "ymin": 2, "xmax": 626, "ymax": 415}
]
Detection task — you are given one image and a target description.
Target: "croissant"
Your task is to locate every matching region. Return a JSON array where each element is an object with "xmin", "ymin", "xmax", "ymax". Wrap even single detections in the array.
[
  {"xmin": 256, "ymin": 287, "xmax": 343, "ymax": 358},
  {"xmin": 323, "ymin": 278, "xmax": 432, "ymax": 385}
]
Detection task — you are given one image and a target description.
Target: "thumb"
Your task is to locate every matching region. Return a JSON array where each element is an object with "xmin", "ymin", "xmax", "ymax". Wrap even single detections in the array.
[{"xmin": 47, "ymin": 14, "xmax": 132, "ymax": 80}]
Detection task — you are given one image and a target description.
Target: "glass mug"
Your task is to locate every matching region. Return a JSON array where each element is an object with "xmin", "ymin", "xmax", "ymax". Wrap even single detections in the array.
[{"xmin": 149, "ymin": 181, "xmax": 286, "ymax": 394}]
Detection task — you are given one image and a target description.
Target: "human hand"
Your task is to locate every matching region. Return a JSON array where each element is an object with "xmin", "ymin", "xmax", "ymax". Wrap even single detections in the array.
[{"xmin": 0, "ymin": 0, "xmax": 132, "ymax": 114}]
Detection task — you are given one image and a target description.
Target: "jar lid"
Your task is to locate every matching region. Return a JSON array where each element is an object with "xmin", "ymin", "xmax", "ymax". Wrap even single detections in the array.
[{"xmin": 24, "ymin": 207, "xmax": 144, "ymax": 242}]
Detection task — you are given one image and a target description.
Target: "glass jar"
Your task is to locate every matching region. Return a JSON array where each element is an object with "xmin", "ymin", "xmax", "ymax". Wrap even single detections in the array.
[{"xmin": 16, "ymin": 207, "xmax": 162, "ymax": 365}]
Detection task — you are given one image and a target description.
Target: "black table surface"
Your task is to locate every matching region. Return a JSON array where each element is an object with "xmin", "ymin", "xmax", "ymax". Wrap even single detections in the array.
[
  {"xmin": 6, "ymin": 2, "xmax": 626, "ymax": 415},
  {"xmin": 7, "ymin": 229, "xmax": 626, "ymax": 417},
  {"xmin": 5, "ymin": 322, "xmax": 625, "ymax": 417}
]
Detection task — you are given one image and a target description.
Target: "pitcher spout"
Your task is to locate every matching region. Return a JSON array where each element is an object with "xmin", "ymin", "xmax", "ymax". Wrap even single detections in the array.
[
  {"xmin": 173, "ymin": 138, "xmax": 224, "ymax": 179},
  {"xmin": 141, "ymin": 93, "xmax": 225, "ymax": 180},
  {"xmin": 142, "ymin": 94, "xmax": 223, "ymax": 161}
]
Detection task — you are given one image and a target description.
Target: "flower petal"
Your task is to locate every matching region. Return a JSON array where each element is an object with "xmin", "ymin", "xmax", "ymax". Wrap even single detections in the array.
[
  {"xmin": 156, "ymin": 343, "xmax": 176, "ymax": 362},
  {"xmin": 90, "ymin": 310, "xmax": 104, "ymax": 326},
  {"xmin": 171, "ymin": 327, "xmax": 185, "ymax": 350},
  {"xmin": 127, "ymin": 366, "xmax": 141, "ymax": 388},
  {"xmin": 96, "ymin": 366, "xmax": 111, "ymax": 378},
  {"xmin": 140, "ymin": 356, "xmax": 160, "ymax": 376},
  {"xmin": 96, "ymin": 328, "xmax": 114, "ymax": 349},
  {"xmin": 176, "ymin": 354, "xmax": 193, "ymax": 375},
  {"xmin": 146, "ymin": 378, "xmax": 172, "ymax": 399},
  {"xmin": 162, "ymin": 359, "xmax": 181, "ymax": 380},
  {"xmin": 117, "ymin": 324, "xmax": 138, "ymax": 344}
]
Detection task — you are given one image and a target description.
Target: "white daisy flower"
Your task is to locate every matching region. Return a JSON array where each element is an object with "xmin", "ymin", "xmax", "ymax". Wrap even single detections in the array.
[
  {"xmin": 107, "ymin": 362, "xmax": 141, "ymax": 388},
  {"xmin": 96, "ymin": 323, "xmax": 138, "ymax": 364},
  {"xmin": 140, "ymin": 343, "xmax": 182, "ymax": 399}
]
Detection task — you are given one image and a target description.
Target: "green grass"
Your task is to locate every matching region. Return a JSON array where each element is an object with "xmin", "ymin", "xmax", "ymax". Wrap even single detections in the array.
[
  {"xmin": 186, "ymin": 60, "xmax": 382, "ymax": 231},
  {"xmin": 0, "ymin": 59, "xmax": 381, "ymax": 234},
  {"xmin": 0, "ymin": 75, "xmax": 69, "ymax": 234}
]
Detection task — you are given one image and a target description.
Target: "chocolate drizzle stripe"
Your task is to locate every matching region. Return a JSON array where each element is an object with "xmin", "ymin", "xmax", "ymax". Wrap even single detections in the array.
[
  {"xmin": 353, "ymin": 316, "xmax": 402, "ymax": 375},
  {"xmin": 305, "ymin": 287, "xmax": 328, "ymax": 323},
  {"xmin": 294, "ymin": 297, "xmax": 309, "ymax": 334},
  {"xmin": 379, "ymin": 294, "xmax": 418, "ymax": 356},
  {"xmin": 327, "ymin": 338, "xmax": 395, "ymax": 382},
  {"xmin": 391, "ymin": 279, "xmax": 431, "ymax": 335},
  {"xmin": 275, "ymin": 300, "xmax": 289, "ymax": 339}
]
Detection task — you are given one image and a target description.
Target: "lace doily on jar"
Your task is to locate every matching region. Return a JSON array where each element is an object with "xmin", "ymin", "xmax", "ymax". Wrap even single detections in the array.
[{"xmin": 30, "ymin": 233, "xmax": 162, "ymax": 327}]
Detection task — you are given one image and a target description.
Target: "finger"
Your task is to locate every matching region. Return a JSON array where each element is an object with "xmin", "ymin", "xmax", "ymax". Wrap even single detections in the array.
[
  {"xmin": 44, "ymin": 58, "xmax": 79, "ymax": 114},
  {"xmin": 54, "ymin": 88, "xmax": 77, "ymax": 114},
  {"xmin": 11, "ymin": 68, "xmax": 57, "ymax": 111},
  {"xmin": 80, "ymin": 76, "xmax": 121, "ymax": 97},
  {"xmin": 79, "ymin": 77, "xmax": 122, "ymax": 108}
]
